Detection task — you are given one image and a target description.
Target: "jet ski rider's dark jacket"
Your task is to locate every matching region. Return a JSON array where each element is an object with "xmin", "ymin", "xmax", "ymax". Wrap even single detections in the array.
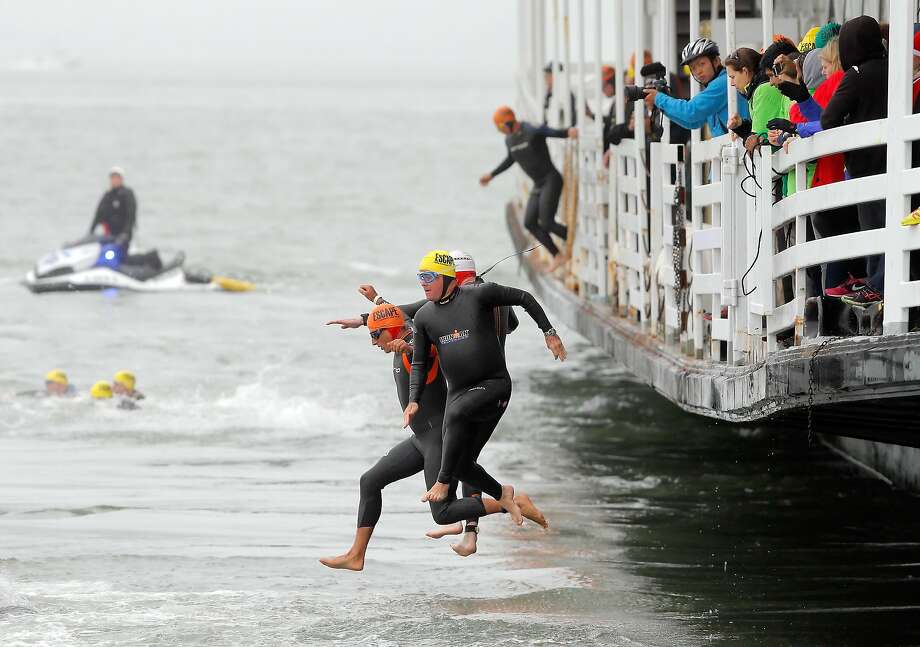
[{"xmin": 90, "ymin": 186, "xmax": 137, "ymax": 248}]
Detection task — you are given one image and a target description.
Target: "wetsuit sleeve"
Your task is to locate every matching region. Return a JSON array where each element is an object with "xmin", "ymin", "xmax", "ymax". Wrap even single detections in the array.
[
  {"xmin": 90, "ymin": 195, "xmax": 105, "ymax": 234},
  {"xmin": 490, "ymin": 153, "xmax": 514, "ymax": 178},
  {"xmin": 475, "ymin": 283, "xmax": 553, "ymax": 332},
  {"xmin": 820, "ymin": 71, "xmax": 857, "ymax": 130},
  {"xmin": 115, "ymin": 190, "xmax": 137, "ymax": 247},
  {"xmin": 407, "ymin": 317, "xmax": 432, "ymax": 404},
  {"xmin": 534, "ymin": 125, "xmax": 570, "ymax": 138},
  {"xmin": 397, "ymin": 299, "xmax": 428, "ymax": 320}
]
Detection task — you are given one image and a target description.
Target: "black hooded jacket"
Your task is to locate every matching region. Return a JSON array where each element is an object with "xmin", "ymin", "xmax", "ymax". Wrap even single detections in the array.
[{"xmin": 820, "ymin": 16, "xmax": 888, "ymax": 178}]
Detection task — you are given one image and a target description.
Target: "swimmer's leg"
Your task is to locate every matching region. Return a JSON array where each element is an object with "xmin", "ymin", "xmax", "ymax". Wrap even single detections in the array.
[{"xmin": 320, "ymin": 438, "xmax": 423, "ymax": 571}]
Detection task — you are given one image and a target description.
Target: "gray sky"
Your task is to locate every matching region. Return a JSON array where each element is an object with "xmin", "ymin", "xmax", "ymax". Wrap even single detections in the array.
[{"xmin": 0, "ymin": 1, "xmax": 518, "ymax": 81}]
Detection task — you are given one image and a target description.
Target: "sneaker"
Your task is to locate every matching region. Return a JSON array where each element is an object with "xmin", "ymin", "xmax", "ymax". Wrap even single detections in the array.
[
  {"xmin": 841, "ymin": 288, "xmax": 883, "ymax": 307},
  {"xmin": 902, "ymin": 206, "xmax": 920, "ymax": 226},
  {"xmin": 825, "ymin": 274, "xmax": 867, "ymax": 298}
]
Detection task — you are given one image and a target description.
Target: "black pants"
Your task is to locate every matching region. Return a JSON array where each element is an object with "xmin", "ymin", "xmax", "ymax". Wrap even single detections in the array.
[
  {"xmin": 357, "ymin": 421, "xmax": 487, "ymax": 528},
  {"xmin": 524, "ymin": 172, "xmax": 568, "ymax": 256},
  {"xmin": 857, "ymin": 199, "xmax": 886, "ymax": 291},
  {"xmin": 437, "ymin": 378, "xmax": 511, "ymax": 503},
  {"xmin": 811, "ymin": 205, "xmax": 864, "ymax": 291}
]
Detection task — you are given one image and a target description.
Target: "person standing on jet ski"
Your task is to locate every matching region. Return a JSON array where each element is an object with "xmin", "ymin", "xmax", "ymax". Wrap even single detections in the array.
[{"xmin": 89, "ymin": 167, "xmax": 137, "ymax": 250}]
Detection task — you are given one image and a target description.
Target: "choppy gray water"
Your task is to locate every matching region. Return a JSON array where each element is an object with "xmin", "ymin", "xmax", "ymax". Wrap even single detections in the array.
[{"xmin": 1, "ymin": 74, "xmax": 920, "ymax": 647}]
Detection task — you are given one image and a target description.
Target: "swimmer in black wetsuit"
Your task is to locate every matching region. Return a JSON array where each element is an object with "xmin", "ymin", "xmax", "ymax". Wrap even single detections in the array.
[
  {"xmin": 480, "ymin": 106, "xmax": 577, "ymax": 272},
  {"xmin": 333, "ymin": 250, "xmax": 529, "ymax": 556},
  {"xmin": 404, "ymin": 251, "xmax": 567, "ymax": 522},
  {"xmin": 321, "ymin": 303, "xmax": 546, "ymax": 569}
]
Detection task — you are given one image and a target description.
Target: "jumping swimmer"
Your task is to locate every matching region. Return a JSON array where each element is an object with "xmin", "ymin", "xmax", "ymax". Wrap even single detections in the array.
[
  {"xmin": 480, "ymin": 106, "xmax": 576, "ymax": 272},
  {"xmin": 320, "ymin": 304, "xmax": 545, "ymax": 570},
  {"xmin": 404, "ymin": 251, "xmax": 566, "ymax": 519}
]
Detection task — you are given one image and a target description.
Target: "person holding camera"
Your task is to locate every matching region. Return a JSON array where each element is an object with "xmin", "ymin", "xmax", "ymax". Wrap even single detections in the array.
[{"xmin": 643, "ymin": 38, "xmax": 749, "ymax": 138}]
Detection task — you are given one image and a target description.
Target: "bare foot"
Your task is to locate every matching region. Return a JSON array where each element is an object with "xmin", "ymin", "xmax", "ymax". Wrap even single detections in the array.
[
  {"xmin": 422, "ymin": 481, "xmax": 450, "ymax": 502},
  {"xmin": 451, "ymin": 531, "xmax": 478, "ymax": 557},
  {"xmin": 426, "ymin": 522, "xmax": 463, "ymax": 539},
  {"xmin": 499, "ymin": 484, "xmax": 523, "ymax": 526},
  {"xmin": 515, "ymin": 493, "xmax": 548, "ymax": 529},
  {"xmin": 319, "ymin": 552, "xmax": 365, "ymax": 571},
  {"xmin": 548, "ymin": 253, "xmax": 569, "ymax": 272}
]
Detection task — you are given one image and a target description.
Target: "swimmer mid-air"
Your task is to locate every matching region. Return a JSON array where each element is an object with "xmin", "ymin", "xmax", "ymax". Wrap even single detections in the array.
[
  {"xmin": 321, "ymin": 303, "xmax": 546, "ymax": 570},
  {"xmin": 404, "ymin": 251, "xmax": 566, "ymax": 520}
]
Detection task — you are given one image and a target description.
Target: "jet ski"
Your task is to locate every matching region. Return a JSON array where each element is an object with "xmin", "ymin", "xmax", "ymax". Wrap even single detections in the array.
[{"xmin": 23, "ymin": 236, "xmax": 254, "ymax": 294}]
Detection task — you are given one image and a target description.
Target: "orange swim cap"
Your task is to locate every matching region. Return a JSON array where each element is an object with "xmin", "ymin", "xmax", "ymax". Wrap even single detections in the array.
[
  {"xmin": 493, "ymin": 105, "xmax": 516, "ymax": 133},
  {"xmin": 368, "ymin": 303, "xmax": 405, "ymax": 332}
]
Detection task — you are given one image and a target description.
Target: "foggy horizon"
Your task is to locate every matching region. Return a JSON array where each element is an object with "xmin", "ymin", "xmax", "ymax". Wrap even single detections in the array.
[{"xmin": 0, "ymin": 1, "xmax": 519, "ymax": 83}]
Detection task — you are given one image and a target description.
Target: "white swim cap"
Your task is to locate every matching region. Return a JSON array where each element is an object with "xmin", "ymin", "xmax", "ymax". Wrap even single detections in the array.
[
  {"xmin": 109, "ymin": 166, "xmax": 125, "ymax": 177},
  {"xmin": 450, "ymin": 250, "xmax": 476, "ymax": 275}
]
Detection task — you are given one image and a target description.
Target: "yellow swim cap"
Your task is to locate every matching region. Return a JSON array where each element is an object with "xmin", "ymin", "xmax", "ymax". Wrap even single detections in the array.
[
  {"xmin": 418, "ymin": 250, "xmax": 456, "ymax": 278},
  {"xmin": 45, "ymin": 369, "xmax": 68, "ymax": 385},
  {"xmin": 90, "ymin": 381, "xmax": 113, "ymax": 400},
  {"xmin": 113, "ymin": 370, "xmax": 136, "ymax": 391}
]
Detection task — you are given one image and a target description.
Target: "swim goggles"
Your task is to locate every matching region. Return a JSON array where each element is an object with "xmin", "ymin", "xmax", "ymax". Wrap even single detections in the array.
[
  {"xmin": 370, "ymin": 329, "xmax": 384, "ymax": 340},
  {"xmin": 417, "ymin": 271, "xmax": 440, "ymax": 285}
]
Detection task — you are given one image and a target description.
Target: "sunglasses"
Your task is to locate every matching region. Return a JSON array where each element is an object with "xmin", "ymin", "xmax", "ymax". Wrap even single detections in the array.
[
  {"xmin": 370, "ymin": 329, "xmax": 384, "ymax": 340},
  {"xmin": 417, "ymin": 271, "xmax": 440, "ymax": 285}
]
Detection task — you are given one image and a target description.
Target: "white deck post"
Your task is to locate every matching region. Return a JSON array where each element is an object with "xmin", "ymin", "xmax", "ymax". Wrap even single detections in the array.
[
  {"xmin": 686, "ymin": 0, "xmax": 699, "ymax": 355},
  {"xmin": 594, "ymin": 0, "xmax": 607, "ymax": 296},
  {"xmin": 610, "ymin": 0, "xmax": 624, "ymax": 306},
  {"xmin": 761, "ymin": 0, "xmax": 773, "ymax": 50},
  {"xmin": 635, "ymin": 0, "xmax": 649, "ymax": 330},
  {"xmin": 562, "ymin": 0, "xmax": 572, "ymax": 129},
  {"xmin": 883, "ymin": 0, "xmax": 912, "ymax": 334}
]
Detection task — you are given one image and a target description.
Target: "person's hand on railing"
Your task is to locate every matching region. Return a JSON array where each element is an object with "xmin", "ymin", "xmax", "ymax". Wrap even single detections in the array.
[
  {"xmin": 743, "ymin": 133, "xmax": 763, "ymax": 155},
  {"xmin": 728, "ymin": 114, "xmax": 752, "ymax": 142},
  {"xmin": 768, "ymin": 130, "xmax": 786, "ymax": 147},
  {"xmin": 567, "ymin": 127, "xmax": 578, "ymax": 139},
  {"xmin": 766, "ymin": 118, "xmax": 797, "ymax": 135},
  {"xmin": 479, "ymin": 173, "xmax": 493, "ymax": 187}
]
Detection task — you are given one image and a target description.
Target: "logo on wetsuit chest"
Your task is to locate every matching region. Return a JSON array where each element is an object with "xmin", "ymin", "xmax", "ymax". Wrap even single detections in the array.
[
  {"xmin": 509, "ymin": 142, "xmax": 530, "ymax": 152},
  {"xmin": 439, "ymin": 329, "xmax": 470, "ymax": 345}
]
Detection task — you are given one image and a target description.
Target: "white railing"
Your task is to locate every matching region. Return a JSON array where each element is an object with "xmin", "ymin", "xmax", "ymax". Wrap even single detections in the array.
[{"xmin": 515, "ymin": 0, "xmax": 917, "ymax": 367}]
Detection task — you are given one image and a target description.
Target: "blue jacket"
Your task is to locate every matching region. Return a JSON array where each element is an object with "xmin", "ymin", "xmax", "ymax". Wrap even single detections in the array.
[{"xmin": 654, "ymin": 68, "xmax": 749, "ymax": 137}]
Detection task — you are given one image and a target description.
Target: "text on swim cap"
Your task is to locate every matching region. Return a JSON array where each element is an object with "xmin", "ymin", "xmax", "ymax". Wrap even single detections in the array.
[
  {"xmin": 372, "ymin": 306, "xmax": 400, "ymax": 321},
  {"xmin": 434, "ymin": 253, "xmax": 454, "ymax": 266}
]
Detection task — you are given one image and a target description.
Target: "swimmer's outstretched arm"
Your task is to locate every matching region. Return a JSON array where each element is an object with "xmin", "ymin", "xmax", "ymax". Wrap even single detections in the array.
[{"xmin": 474, "ymin": 282, "xmax": 567, "ymax": 360}]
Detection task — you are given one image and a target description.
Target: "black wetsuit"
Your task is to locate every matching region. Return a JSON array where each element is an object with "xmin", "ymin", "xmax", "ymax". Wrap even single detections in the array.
[
  {"xmin": 362, "ymin": 289, "xmax": 519, "ymax": 532},
  {"xmin": 408, "ymin": 282, "xmax": 553, "ymax": 492},
  {"xmin": 490, "ymin": 122, "xmax": 569, "ymax": 256},
  {"xmin": 90, "ymin": 186, "xmax": 137, "ymax": 248},
  {"xmin": 356, "ymin": 332, "xmax": 489, "ymax": 528}
]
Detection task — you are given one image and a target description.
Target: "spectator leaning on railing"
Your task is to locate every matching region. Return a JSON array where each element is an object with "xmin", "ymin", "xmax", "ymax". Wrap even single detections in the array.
[
  {"xmin": 643, "ymin": 38, "xmax": 749, "ymax": 138},
  {"xmin": 764, "ymin": 16, "xmax": 888, "ymax": 307}
]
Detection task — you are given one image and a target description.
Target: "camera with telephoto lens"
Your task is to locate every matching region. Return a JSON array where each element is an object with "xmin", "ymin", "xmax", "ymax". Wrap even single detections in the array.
[{"xmin": 623, "ymin": 62, "xmax": 670, "ymax": 102}]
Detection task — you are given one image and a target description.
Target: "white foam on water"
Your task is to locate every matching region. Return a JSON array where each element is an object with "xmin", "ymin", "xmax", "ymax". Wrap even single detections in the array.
[{"xmin": 0, "ymin": 574, "xmax": 33, "ymax": 614}]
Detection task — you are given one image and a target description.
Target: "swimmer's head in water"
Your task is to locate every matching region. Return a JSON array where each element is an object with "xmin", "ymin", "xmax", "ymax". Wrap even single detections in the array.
[
  {"xmin": 113, "ymin": 370, "xmax": 136, "ymax": 395},
  {"xmin": 492, "ymin": 106, "xmax": 516, "ymax": 134},
  {"xmin": 91, "ymin": 381, "xmax": 113, "ymax": 400},
  {"xmin": 368, "ymin": 303, "xmax": 405, "ymax": 351},
  {"xmin": 418, "ymin": 250, "xmax": 456, "ymax": 302},
  {"xmin": 450, "ymin": 250, "xmax": 477, "ymax": 285},
  {"xmin": 45, "ymin": 369, "xmax": 69, "ymax": 396}
]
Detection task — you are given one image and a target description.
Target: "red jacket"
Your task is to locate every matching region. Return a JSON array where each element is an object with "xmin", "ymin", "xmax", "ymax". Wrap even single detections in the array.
[{"xmin": 789, "ymin": 70, "xmax": 845, "ymax": 187}]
